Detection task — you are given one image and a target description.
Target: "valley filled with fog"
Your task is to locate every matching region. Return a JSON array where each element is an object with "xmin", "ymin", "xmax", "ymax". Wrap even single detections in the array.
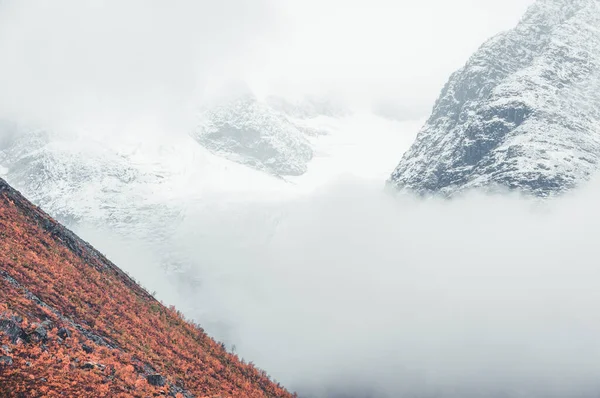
[{"xmin": 76, "ymin": 149, "xmax": 600, "ymax": 398}]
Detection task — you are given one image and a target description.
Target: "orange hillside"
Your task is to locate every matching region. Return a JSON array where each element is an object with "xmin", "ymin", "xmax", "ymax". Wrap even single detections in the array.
[{"xmin": 0, "ymin": 178, "xmax": 294, "ymax": 398}]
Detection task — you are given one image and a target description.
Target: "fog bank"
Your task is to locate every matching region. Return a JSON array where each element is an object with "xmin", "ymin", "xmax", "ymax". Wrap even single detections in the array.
[{"xmin": 82, "ymin": 177, "xmax": 600, "ymax": 398}]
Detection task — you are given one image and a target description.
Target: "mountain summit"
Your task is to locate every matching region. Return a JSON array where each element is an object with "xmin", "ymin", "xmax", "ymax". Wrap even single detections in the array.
[{"xmin": 389, "ymin": 0, "xmax": 600, "ymax": 197}]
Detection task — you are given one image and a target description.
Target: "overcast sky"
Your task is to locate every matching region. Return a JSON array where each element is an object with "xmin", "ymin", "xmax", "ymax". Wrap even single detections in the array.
[
  {"xmin": 0, "ymin": 0, "xmax": 535, "ymax": 134},
  {"xmin": 251, "ymin": 0, "xmax": 536, "ymax": 116}
]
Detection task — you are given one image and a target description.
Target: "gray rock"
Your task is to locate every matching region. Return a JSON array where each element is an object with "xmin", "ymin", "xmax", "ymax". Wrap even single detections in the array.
[
  {"xmin": 0, "ymin": 356, "xmax": 13, "ymax": 366},
  {"xmin": 32, "ymin": 325, "xmax": 48, "ymax": 342},
  {"xmin": 146, "ymin": 374, "xmax": 166, "ymax": 387},
  {"xmin": 81, "ymin": 362, "xmax": 96, "ymax": 370},
  {"xmin": 389, "ymin": 0, "xmax": 600, "ymax": 197},
  {"xmin": 57, "ymin": 327, "xmax": 71, "ymax": 340},
  {"xmin": 169, "ymin": 384, "xmax": 195, "ymax": 398},
  {"xmin": 0, "ymin": 319, "xmax": 24, "ymax": 344}
]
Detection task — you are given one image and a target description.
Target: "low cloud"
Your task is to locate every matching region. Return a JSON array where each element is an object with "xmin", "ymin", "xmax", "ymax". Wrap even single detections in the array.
[
  {"xmin": 80, "ymin": 176, "xmax": 600, "ymax": 397},
  {"xmin": 0, "ymin": 0, "xmax": 275, "ymax": 136},
  {"xmin": 0, "ymin": 0, "xmax": 535, "ymax": 134}
]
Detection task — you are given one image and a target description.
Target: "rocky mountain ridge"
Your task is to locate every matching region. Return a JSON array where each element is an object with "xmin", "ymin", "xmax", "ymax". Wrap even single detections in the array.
[{"xmin": 389, "ymin": 0, "xmax": 600, "ymax": 197}]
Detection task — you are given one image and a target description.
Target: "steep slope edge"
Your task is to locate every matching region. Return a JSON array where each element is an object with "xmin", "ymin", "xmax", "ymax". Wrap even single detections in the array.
[
  {"xmin": 389, "ymin": 0, "xmax": 600, "ymax": 197},
  {"xmin": 0, "ymin": 178, "xmax": 293, "ymax": 397}
]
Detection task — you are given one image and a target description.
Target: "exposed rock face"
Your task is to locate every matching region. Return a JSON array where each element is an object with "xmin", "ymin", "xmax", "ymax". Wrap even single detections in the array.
[
  {"xmin": 0, "ymin": 356, "xmax": 13, "ymax": 366},
  {"xmin": 389, "ymin": 0, "xmax": 600, "ymax": 197},
  {"xmin": 0, "ymin": 319, "xmax": 23, "ymax": 344},
  {"xmin": 32, "ymin": 325, "xmax": 48, "ymax": 342},
  {"xmin": 147, "ymin": 374, "xmax": 166, "ymax": 387},
  {"xmin": 195, "ymin": 94, "xmax": 314, "ymax": 176},
  {"xmin": 57, "ymin": 327, "xmax": 71, "ymax": 340}
]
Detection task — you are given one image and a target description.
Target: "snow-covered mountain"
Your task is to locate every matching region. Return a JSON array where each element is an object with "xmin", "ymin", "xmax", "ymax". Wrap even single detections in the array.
[
  {"xmin": 0, "ymin": 91, "xmax": 358, "ymax": 233},
  {"xmin": 0, "ymin": 106, "xmax": 414, "ymax": 231},
  {"xmin": 389, "ymin": 0, "xmax": 600, "ymax": 197},
  {"xmin": 0, "ymin": 126, "xmax": 291, "ymax": 238},
  {"xmin": 194, "ymin": 93, "xmax": 314, "ymax": 177}
]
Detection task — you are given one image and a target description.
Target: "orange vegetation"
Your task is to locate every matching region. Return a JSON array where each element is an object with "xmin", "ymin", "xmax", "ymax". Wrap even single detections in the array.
[{"xmin": 0, "ymin": 178, "xmax": 294, "ymax": 398}]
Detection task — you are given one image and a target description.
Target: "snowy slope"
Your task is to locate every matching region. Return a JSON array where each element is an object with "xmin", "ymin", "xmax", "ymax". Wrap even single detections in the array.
[
  {"xmin": 0, "ymin": 128, "xmax": 292, "ymax": 240},
  {"xmin": 194, "ymin": 93, "xmax": 314, "ymax": 177},
  {"xmin": 0, "ymin": 109, "xmax": 415, "ymax": 229},
  {"xmin": 389, "ymin": 0, "xmax": 600, "ymax": 197}
]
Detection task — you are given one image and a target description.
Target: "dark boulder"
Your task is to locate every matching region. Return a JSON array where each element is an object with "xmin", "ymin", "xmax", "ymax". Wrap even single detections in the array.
[
  {"xmin": 169, "ymin": 384, "xmax": 195, "ymax": 398},
  {"xmin": 31, "ymin": 325, "xmax": 48, "ymax": 342},
  {"xmin": 0, "ymin": 356, "xmax": 13, "ymax": 366},
  {"xmin": 0, "ymin": 319, "xmax": 24, "ymax": 343},
  {"xmin": 81, "ymin": 362, "xmax": 96, "ymax": 370},
  {"xmin": 82, "ymin": 344, "xmax": 94, "ymax": 354},
  {"xmin": 147, "ymin": 374, "xmax": 166, "ymax": 387},
  {"xmin": 57, "ymin": 327, "xmax": 71, "ymax": 340}
]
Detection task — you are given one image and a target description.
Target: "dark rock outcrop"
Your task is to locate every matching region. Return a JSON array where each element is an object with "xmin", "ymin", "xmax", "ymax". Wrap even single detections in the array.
[
  {"xmin": 31, "ymin": 325, "xmax": 48, "ymax": 342},
  {"xmin": 147, "ymin": 374, "xmax": 166, "ymax": 387},
  {"xmin": 0, "ymin": 355, "xmax": 13, "ymax": 366},
  {"xmin": 57, "ymin": 327, "xmax": 71, "ymax": 340},
  {"xmin": 0, "ymin": 318, "xmax": 24, "ymax": 344}
]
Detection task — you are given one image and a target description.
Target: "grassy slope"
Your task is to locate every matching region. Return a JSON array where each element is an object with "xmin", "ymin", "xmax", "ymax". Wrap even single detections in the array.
[{"xmin": 0, "ymin": 178, "xmax": 293, "ymax": 398}]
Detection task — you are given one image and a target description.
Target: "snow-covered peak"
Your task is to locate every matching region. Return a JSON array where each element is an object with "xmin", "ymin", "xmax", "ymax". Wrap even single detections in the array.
[
  {"xmin": 389, "ymin": 0, "xmax": 600, "ymax": 197},
  {"xmin": 520, "ymin": 0, "xmax": 594, "ymax": 27}
]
